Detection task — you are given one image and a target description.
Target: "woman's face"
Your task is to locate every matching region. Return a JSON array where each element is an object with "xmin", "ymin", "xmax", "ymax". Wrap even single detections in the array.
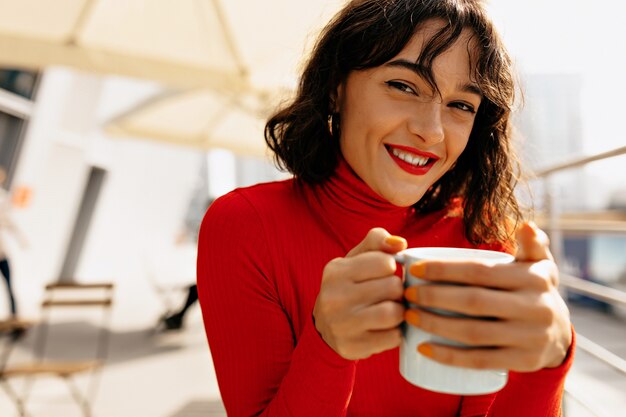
[{"xmin": 336, "ymin": 20, "xmax": 481, "ymax": 207}]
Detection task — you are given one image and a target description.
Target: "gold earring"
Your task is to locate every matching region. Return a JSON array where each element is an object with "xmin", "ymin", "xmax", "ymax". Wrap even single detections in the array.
[{"xmin": 327, "ymin": 114, "xmax": 334, "ymax": 137}]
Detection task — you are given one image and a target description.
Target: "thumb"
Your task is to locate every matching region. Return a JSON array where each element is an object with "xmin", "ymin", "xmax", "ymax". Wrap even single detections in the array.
[
  {"xmin": 346, "ymin": 227, "xmax": 407, "ymax": 258},
  {"xmin": 515, "ymin": 221, "xmax": 554, "ymax": 262}
]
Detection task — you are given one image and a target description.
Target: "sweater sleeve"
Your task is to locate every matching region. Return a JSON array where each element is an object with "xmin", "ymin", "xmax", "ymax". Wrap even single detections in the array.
[
  {"xmin": 459, "ymin": 327, "xmax": 575, "ymax": 417},
  {"xmin": 196, "ymin": 191, "xmax": 356, "ymax": 417}
]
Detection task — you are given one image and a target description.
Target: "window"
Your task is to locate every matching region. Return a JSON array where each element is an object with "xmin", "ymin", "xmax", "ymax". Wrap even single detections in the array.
[{"xmin": 0, "ymin": 69, "xmax": 40, "ymax": 188}]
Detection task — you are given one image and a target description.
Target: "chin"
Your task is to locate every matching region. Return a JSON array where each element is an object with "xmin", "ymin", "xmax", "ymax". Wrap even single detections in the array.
[{"xmin": 384, "ymin": 191, "xmax": 426, "ymax": 208}]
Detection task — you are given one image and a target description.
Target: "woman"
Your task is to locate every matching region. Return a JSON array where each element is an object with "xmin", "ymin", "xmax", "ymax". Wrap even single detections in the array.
[{"xmin": 197, "ymin": 1, "xmax": 573, "ymax": 416}]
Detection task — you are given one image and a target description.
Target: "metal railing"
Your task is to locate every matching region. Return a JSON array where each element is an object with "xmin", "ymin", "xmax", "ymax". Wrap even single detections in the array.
[
  {"xmin": 535, "ymin": 145, "xmax": 626, "ymax": 264},
  {"xmin": 534, "ymin": 145, "xmax": 626, "ymax": 308},
  {"xmin": 535, "ymin": 146, "xmax": 626, "ymax": 178},
  {"xmin": 560, "ymin": 274, "xmax": 626, "ymax": 309},
  {"xmin": 532, "ymin": 145, "xmax": 626, "ymax": 415}
]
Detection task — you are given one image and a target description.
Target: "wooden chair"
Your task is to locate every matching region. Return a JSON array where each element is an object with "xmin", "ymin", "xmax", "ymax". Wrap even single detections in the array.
[{"xmin": 0, "ymin": 282, "xmax": 114, "ymax": 417}]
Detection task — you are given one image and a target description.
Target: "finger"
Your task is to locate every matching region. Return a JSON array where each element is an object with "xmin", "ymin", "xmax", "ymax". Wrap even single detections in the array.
[
  {"xmin": 405, "ymin": 285, "xmax": 528, "ymax": 319},
  {"xmin": 361, "ymin": 328, "xmax": 403, "ymax": 357},
  {"xmin": 408, "ymin": 260, "xmax": 556, "ymax": 291},
  {"xmin": 515, "ymin": 221, "xmax": 554, "ymax": 262},
  {"xmin": 417, "ymin": 344, "xmax": 542, "ymax": 372},
  {"xmin": 346, "ymin": 228, "xmax": 407, "ymax": 258},
  {"xmin": 358, "ymin": 301, "xmax": 405, "ymax": 330},
  {"xmin": 352, "ymin": 276, "xmax": 404, "ymax": 306},
  {"xmin": 335, "ymin": 252, "xmax": 398, "ymax": 283},
  {"xmin": 405, "ymin": 308, "xmax": 529, "ymax": 347}
]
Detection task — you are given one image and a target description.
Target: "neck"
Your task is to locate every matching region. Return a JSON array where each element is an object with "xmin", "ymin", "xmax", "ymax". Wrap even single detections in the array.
[{"xmin": 303, "ymin": 155, "xmax": 414, "ymax": 250}]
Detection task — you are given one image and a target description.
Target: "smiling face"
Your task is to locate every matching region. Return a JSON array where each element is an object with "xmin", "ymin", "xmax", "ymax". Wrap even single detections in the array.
[{"xmin": 336, "ymin": 19, "xmax": 482, "ymax": 207}]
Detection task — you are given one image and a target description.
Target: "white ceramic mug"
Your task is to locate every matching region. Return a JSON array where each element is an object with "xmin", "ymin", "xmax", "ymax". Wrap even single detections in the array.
[{"xmin": 395, "ymin": 247, "xmax": 515, "ymax": 395}]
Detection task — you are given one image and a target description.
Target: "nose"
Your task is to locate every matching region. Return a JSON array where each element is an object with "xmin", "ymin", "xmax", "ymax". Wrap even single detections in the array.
[{"xmin": 407, "ymin": 101, "xmax": 444, "ymax": 145}]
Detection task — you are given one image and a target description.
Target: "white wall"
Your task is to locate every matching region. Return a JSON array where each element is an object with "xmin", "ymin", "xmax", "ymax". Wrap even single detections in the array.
[
  {"xmin": 4, "ymin": 67, "xmax": 285, "ymax": 325},
  {"xmin": 6, "ymin": 69, "xmax": 205, "ymax": 323},
  {"xmin": 8, "ymin": 69, "xmax": 100, "ymax": 317},
  {"xmin": 75, "ymin": 137, "xmax": 203, "ymax": 326}
]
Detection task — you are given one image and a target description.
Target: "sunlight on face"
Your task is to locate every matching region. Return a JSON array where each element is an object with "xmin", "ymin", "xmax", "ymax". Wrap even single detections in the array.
[{"xmin": 337, "ymin": 19, "xmax": 481, "ymax": 207}]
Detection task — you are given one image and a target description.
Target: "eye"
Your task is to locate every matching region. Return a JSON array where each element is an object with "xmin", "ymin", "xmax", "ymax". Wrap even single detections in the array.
[
  {"xmin": 385, "ymin": 80, "xmax": 417, "ymax": 95},
  {"xmin": 449, "ymin": 101, "xmax": 476, "ymax": 114}
]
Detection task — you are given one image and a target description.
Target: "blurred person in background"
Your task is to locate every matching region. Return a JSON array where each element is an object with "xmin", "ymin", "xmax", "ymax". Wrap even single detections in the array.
[
  {"xmin": 162, "ymin": 197, "xmax": 214, "ymax": 331},
  {"xmin": 0, "ymin": 167, "xmax": 28, "ymax": 318},
  {"xmin": 197, "ymin": 0, "xmax": 574, "ymax": 415}
]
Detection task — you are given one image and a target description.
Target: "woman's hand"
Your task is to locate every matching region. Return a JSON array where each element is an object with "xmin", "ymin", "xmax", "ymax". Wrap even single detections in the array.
[
  {"xmin": 313, "ymin": 228, "xmax": 407, "ymax": 360},
  {"xmin": 404, "ymin": 222, "xmax": 572, "ymax": 372}
]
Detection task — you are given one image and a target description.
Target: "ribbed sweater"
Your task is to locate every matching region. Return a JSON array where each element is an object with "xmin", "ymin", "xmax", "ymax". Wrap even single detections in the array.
[{"xmin": 197, "ymin": 158, "xmax": 573, "ymax": 417}]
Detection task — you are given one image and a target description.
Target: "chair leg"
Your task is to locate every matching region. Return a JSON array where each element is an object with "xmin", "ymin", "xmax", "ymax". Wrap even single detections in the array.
[
  {"xmin": 1, "ymin": 378, "xmax": 30, "ymax": 417},
  {"xmin": 64, "ymin": 376, "xmax": 92, "ymax": 417},
  {"xmin": 19, "ymin": 374, "xmax": 37, "ymax": 408}
]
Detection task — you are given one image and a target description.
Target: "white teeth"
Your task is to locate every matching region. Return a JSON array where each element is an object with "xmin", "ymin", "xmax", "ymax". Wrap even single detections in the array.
[{"xmin": 391, "ymin": 148, "xmax": 429, "ymax": 167}]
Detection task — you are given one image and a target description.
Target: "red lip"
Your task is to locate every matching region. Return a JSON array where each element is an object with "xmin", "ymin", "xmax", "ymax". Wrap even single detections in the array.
[
  {"xmin": 385, "ymin": 144, "xmax": 439, "ymax": 176},
  {"xmin": 388, "ymin": 144, "xmax": 439, "ymax": 160}
]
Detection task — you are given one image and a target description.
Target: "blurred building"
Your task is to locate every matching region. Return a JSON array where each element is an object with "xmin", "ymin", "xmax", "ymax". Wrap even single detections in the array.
[
  {"xmin": 515, "ymin": 73, "xmax": 586, "ymax": 211},
  {"xmin": 515, "ymin": 72, "xmax": 626, "ymax": 296}
]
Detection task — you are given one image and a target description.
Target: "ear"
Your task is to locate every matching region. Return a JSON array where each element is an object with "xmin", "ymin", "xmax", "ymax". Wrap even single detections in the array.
[{"xmin": 330, "ymin": 83, "xmax": 344, "ymax": 113}]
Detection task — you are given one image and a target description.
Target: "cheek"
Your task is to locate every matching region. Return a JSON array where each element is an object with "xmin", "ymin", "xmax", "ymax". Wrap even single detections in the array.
[
  {"xmin": 340, "ymin": 112, "xmax": 385, "ymax": 159},
  {"xmin": 445, "ymin": 123, "xmax": 473, "ymax": 162},
  {"xmin": 451, "ymin": 137, "xmax": 470, "ymax": 160},
  {"xmin": 339, "ymin": 131, "xmax": 370, "ymax": 176}
]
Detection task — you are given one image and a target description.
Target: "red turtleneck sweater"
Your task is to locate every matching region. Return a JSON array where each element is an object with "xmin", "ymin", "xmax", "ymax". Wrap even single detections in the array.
[{"xmin": 197, "ymin": 159, "xmax": 573, "ymax": 417}]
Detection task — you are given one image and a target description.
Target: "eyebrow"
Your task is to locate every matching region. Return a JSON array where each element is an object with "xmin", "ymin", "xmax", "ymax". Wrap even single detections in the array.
[{"xmin": 384, "ymin": 59, "xmax": 483, "ymax": 98}]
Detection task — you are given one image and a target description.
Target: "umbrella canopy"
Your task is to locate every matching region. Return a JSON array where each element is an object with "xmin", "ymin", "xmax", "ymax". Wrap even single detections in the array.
[
  {"xmin": 0, "ymin": 0, "xmax": 345, "ymax": 156},
  {"xmin": 105, "ymin": 88, "xmax": 283, "ymax": 157},
  {"xmin": 0, "ymin": 0, "xmax": 344, "ymax": 92}
]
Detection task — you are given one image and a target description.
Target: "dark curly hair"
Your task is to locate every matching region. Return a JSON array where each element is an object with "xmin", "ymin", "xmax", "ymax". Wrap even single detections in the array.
[{"xmin": 265, "ymin": 0, "xmax": 522, "ymax": 245}]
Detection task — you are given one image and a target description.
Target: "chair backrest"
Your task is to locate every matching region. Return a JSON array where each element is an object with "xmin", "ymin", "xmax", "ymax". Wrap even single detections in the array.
[
  {"xmin": 0, "ymin": 284, "xmax": 114, "ymax": 417},
  {"xmin": 34, "ymin": 282, "xmax": 114, "ymax": 365}
]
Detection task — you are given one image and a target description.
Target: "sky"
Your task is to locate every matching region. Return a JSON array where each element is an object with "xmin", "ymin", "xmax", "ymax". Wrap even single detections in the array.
[{"xmin": 487, "ymin": 0, "xmax": 626, "ymax": 154}]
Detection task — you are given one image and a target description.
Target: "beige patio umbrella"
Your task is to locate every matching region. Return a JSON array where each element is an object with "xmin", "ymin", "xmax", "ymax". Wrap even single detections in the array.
[
  {"xmin": 0, "ymin": 0, "xmax": 345, "ymax": 155},
  {"xmin": 0, "ymin": 0, "xmax": 345, "ymax": 91},
  {"xmin": 105, "ymin": 87, "xmax": 286, "ymax": 158}
]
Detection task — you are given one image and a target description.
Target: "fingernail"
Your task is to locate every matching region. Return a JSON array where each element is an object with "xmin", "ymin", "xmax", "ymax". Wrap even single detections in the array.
[
  {"xmin": 404, "ymin": 310, "xmax": 420, "ymax": 326},
  {"xmin": 524, "ymin": 221, "xmax": 538, "ymax": 236},
  {"xmin": 409, "ymin": 261, "xmax": 427, "ymax": 277},
  {"xmin": 418, "ymin": 343, "xmax": 433, "ymax": 358},
  {"xmin": 384, "ymin": 235, "xmax": 406, "ymax": 248},
  {"xmin": 404, "ymin": 287, "xmax": 419, "ymax": 303}
]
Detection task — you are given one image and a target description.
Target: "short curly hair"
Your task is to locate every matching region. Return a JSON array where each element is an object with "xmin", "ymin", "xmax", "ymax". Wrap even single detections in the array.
[{"xmin": 265, "ymin": 0, "xmax": 522, "ymax": 245}]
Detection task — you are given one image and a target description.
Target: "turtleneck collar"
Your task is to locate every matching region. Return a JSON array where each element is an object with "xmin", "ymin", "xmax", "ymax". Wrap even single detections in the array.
[{"xmin": 303, "ymin": 155, "xmax": 415, "ymax": 250}]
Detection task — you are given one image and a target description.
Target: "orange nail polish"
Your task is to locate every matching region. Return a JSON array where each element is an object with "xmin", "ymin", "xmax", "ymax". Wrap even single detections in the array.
[
  {"xmin": 522, "ymin": 221, "xmax": 537, "ymax": 236},
  {"xmin": 404, "ymin": 310, "xmax": 420, "ymax": 326},
  {"xmin": 404, "ymin": 287, "xmax": 419, "ymax": 303},
  {"xmin": 409, "ymin": 261, "xmax": 427, "ymax": 278},
  {"xmin": 385, "ymin": 235, "xmax": 406, "ymax": 247},
  {"xmin": 418, "ymin": 344, "xmax": 433, "ymax": 358}
]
